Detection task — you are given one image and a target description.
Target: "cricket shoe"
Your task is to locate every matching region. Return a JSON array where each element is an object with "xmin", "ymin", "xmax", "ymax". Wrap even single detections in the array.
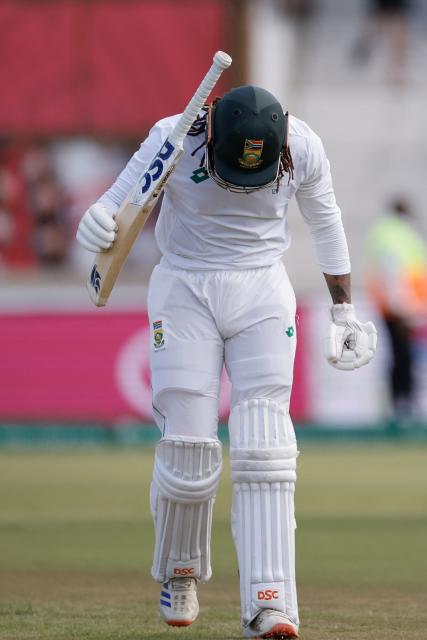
[
  {"xmin": 159, "ymin": 577, "xmax": 199, "ymax": 627},
  {"xmin": 243, "ymin": 608, "xmax": 299, "ymax": 639}
]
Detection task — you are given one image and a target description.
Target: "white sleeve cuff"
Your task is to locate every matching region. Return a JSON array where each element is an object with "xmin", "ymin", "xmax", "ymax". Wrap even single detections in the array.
[{"xmin": 310, "ymin": 219, "xmax": 351, "ymax": 274}]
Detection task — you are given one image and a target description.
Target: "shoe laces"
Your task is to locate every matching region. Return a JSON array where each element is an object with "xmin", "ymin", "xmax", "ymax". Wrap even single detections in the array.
[{"xmin": 169, "ymin": 578, "xmax": 195, "ymax": 592}]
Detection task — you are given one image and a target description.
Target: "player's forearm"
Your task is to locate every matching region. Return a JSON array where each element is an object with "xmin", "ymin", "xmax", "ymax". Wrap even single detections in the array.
[
  {"xmin": 99, "ymin": 153, "xmax": 143, "ymax": 209},
  {"xmin": 323, "ymin": 272, "xmax": 351, "ymax": 304}
]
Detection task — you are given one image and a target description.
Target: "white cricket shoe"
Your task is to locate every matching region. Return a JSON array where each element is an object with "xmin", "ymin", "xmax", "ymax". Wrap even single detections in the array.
[
  {"xmin": 159, "ymin": 577, "xmax": 199, "ymax": 627},
  {"xmin": 243, "ymin": 608, "xmax": 299, "ymax": 639}
]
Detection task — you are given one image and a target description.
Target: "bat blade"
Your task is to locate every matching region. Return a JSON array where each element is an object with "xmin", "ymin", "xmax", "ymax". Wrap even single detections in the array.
[
  {"xmin": 86, "ymin": 51, "xmax": 231, "ymax": 307},
  {"xmin": 87, "ymin": 146, "xmax": 183, "ymax": 307},
  {"xmin": 87, "ymin": 203, "xmax": 150, "ymax": 307}
]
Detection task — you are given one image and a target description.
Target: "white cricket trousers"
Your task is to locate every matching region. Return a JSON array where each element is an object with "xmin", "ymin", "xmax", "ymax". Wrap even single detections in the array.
[
  {"xmin": 147, "ymin": 258, "xmax": 297, "ymax": 436},
  {"xmin": 147, "ymin": 258, "xmax": 300, "ymax": 628}
]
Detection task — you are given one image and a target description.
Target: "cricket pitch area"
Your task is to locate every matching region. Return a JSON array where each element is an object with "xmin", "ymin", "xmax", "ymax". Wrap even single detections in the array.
[{"xmin": 0, "ymin": 444, "xmax": 426, "ymax": 639}]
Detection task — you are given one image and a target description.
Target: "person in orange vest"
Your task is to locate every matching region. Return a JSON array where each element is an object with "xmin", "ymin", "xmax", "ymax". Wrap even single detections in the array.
[{"xmin": 366, "ymin": 196, "xmax": 427, "ymax": 419}]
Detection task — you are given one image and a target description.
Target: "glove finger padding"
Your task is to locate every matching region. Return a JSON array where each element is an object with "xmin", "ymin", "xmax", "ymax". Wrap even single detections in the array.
[
  {"xmin": 90, "ymin": 203, "xmax": 117, "ymax": 232},
  {"xmin": 84, "ymin": 210, "xmax": 116, "ymax": 243},
  {"xmin": 76, "ymin": 203, "xmax": 118, "ymax": 253},
  {"xmin": 325, "ymin": 320, "xmax": 377, "ymax": 370},
  {"xmin": 76, "ymin": 228, "xmax": 104, "ymax": 253},
  {"xmin": 77, "ymin": 223, "xmax": 114, "ymax": 250}
]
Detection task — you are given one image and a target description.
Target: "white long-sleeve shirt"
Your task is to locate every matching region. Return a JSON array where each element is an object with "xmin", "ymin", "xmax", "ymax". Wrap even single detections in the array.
[{"xmin": 99, "ymin": 112, "xmax": 351, "ymax": 274}]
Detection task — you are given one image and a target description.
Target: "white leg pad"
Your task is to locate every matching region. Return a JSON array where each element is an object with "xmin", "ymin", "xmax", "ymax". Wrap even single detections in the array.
[
  {"xmin": 229, "ymin": 399, "xmax": 299, "ymax": 628},
  {"xmin": 150, "ymin": 437, "xmax": 222, "ymax": 583}
]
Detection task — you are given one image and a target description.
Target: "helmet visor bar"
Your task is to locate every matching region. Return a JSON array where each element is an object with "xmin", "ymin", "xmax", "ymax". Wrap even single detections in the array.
[{"xmin": 205, "ymin": 150, "xmax": 281, "ymax": 194}]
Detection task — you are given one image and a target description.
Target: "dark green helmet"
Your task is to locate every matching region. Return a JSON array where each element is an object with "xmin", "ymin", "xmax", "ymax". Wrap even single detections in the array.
[{"xmin": 206, "ymin": 85, "xmax": 289, "ymax": 192}]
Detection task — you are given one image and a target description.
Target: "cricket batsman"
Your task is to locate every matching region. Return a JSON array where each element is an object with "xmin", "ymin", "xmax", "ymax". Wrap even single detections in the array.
[{"xmin": 76, "ymin": 85, "xmax": 377, "ymax": 638}]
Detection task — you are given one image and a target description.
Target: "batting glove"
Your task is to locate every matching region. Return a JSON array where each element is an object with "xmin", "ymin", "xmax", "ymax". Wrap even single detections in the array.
[
  {"xmin": 76, "ymin": 202, "xmax": 118, "ymax": 253},
  {"xmin": 325, "ymin": 303, "xmax": 377, "ymax": 370}
]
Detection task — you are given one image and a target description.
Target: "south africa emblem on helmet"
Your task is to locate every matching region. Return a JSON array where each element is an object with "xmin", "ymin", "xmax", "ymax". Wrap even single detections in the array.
[
  {"xmin": 153, "ymin": 320, "xmax": 165, "ymax": 350},
  {"xmin": 238, "ymin": 139, "xmax": 264, "ymax": 169}
]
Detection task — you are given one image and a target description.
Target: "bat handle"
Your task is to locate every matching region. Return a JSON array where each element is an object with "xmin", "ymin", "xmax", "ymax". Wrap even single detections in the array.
[{"xmin": 169, "ymin": 51, "xmax": 232, "ymax": 147}]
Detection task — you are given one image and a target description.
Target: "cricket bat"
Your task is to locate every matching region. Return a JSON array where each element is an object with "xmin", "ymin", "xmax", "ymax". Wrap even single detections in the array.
[{"xmin": 87, "ymin": 50, "xmax": 232, "ymax": 306}]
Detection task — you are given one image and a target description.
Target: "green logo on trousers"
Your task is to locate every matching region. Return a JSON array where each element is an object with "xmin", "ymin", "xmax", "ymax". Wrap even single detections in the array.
[{"xmin": 286, "ymin": 326, "xmax": 294, "ymax": 337}]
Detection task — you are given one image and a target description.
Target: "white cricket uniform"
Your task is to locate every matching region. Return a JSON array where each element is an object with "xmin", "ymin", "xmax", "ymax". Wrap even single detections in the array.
[
  {"xmin": 100, "ymin": 111, "xmax": 350, "ymax": 436},
  {"xmin": 100, "ymin": 111, "xmax": 351, "ymax": 630}
]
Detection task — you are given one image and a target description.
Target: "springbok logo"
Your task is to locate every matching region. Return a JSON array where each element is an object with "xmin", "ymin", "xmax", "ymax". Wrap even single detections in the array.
[{"xmin": 90, "ymin": 265, "xmax": 101, "ymax": 294}]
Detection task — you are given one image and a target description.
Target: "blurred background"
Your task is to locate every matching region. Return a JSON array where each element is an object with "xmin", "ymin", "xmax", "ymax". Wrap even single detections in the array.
[
  {"xmin": 1, "ymin": 3, "xmax": 427, "ymax": 639},
  {"xmin": 1, "ymin": 0, "xmax": 427, "ymax": 443}
]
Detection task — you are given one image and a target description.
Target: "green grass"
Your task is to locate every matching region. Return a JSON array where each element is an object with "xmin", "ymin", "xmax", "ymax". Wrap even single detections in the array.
[{"xmin": 0, "ymin": 445, "xmax": 426, "ymax": 639}]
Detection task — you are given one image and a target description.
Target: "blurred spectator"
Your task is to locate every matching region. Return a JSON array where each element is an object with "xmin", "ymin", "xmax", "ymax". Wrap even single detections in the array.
[
  {"xmin": 0, "ymin": 141, "xmax": 36, "ymax": 268},
  {"xmin": 0, "ymin": 136, "xmax": 158, "ymax": 274},
  {"xmin": 365, "ymin": 197, "xmax": 427, "ymax": 419},
  {"xmin": 275, "ymin": 0, "xmax": 317, "ymax": 84},
  {"xmin": 23, "ymin": 146, "xmax": 70, "ymax": 267},
  {"xmin": 276, "ymin": 0, "xmax": 316, "ymax": 18},
  {"xmin": 0, "ymin": 167, "xmax": 16, "ymax": 261},
  {"xmin": 49, "ymin": 137, "xmax": 137, "ymax": 275},
  {"xmin": 352, "ymin": 0, "xmax": 412, "ymax": 85}
]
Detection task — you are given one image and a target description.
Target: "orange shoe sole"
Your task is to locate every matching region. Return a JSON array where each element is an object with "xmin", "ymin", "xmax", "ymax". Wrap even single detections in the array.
[
  {"xmin": 259, "ymin": 622, "xmax": 299, "ymax": 639},
  {"xmin": 166, "ymin": 619, "xmax": 194, "ymax": 627}
]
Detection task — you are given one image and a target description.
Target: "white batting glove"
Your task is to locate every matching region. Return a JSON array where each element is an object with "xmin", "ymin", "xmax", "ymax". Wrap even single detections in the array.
[
  {"xmin": 76, "ymin": 202, "xmax": 118, "ymax": 253},
  {"xmin": 325, "ymin": 303, "xmax": 377, "ymax": 371}
]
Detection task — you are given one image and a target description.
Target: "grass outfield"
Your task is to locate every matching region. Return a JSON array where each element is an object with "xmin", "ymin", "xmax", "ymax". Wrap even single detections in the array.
[{"xmin": 0, "ymin": 445, "xmax": 426, "ymax": 639}]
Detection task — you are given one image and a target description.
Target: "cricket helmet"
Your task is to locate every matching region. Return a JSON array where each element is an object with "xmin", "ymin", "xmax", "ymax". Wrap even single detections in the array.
[{"xmin": 205, "ymin": 85, "xmax": 290, "ymax": 192}]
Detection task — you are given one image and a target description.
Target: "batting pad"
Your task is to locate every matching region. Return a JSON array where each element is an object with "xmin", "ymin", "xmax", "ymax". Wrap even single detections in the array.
[
  {"xmin": 229, "ymin": 399, "xmax": 299, "ymax": 628},
  {"xmin": 150, "ymin": 437, "xmax": 222, "ymax": 583}
]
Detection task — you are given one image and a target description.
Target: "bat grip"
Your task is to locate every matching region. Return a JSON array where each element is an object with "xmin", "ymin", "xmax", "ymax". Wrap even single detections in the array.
[{"xmin": 169, "ymin": 51, "xmax": 232, "ymax": 147}]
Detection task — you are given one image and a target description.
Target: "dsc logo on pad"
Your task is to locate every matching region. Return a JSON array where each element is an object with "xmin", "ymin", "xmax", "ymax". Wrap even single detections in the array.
[
  {"xmin": 257, "ymin": 589, "xmax": 279, "ymax": 601},
  {"xmin": 173, "ymin": 567, "xmax": 195, "ymax": 576}
]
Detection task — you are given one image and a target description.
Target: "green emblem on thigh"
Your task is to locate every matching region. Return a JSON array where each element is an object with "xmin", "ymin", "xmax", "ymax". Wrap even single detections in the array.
[{"xmin": 285, "ymin": 326, "xmax": 294, "ymax": 337}]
